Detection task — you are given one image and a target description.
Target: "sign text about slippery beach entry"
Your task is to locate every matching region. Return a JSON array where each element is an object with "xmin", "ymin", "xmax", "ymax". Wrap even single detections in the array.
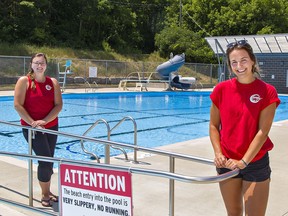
[{"xmin": 60, "ymin": 164, "xmax": 133, "ymax": 216}]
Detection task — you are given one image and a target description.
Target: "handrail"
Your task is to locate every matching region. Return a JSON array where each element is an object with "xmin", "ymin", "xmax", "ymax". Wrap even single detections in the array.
[
  {"xmin": 80, "ymin": 118, "xmax": 110, "ymax": 163},
  {"xmin": 0, "ymin": 150, "xmax": 239, "ymax": 215},
  {"xmin": 0, "ymin": 151, "xmax": 239, "ymax": 184},
  {"xmin": 80, "ymin": 116, "xmax": 137, "ymax": 164},
  {"xmin": 109, "ymin": 116, "xmax": 137, "ymax": 163},
  {"xmin": 73, "ymin": 76, "xmax": 97, "ymax": 92},
  {"xmin": 0, "ymin": 120, "xmax": 239, "ymax": 216}
]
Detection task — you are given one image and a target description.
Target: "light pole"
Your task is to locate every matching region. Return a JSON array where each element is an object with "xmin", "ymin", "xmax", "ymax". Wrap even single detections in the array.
[{"xmin": 179, "ymin": 0, "xmax": 182, "ymax": 27}]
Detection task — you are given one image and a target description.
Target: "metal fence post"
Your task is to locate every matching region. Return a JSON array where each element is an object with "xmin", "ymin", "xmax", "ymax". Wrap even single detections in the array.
[
  {"xmin": 28, "ymin": 128, "xmax": 34, "ymax": 206},
  {"xmin": 169, "ymin": 156, "xmax": 175, "ymax": 216}
]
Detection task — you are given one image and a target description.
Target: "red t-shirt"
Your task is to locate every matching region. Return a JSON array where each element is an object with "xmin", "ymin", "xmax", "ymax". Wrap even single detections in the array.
[
  {"xmin": 210, "ymin": 78, "xmax": 280, "ymax": 162},
  {"xmin": 20, "ymin": 76, "xmax": 58, "ymax": 128}
]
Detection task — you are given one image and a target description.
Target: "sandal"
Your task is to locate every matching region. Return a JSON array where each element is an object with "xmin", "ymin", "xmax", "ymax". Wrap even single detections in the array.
[
  {"xmin": 41, "ymin": 198, "xmax": 53, "ymax": 207},
  {"xmin": 49, "ymin": 195, "xmax": 59, "ymax": 202}
]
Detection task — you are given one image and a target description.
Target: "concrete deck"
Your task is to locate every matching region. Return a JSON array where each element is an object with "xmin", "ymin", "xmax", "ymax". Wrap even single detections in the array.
[{"xmin": 0, "ymin": 88, "xmax": 287, "ymax": 216}]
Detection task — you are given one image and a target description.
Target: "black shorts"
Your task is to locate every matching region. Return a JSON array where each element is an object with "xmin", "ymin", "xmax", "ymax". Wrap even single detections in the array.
[{"xmin": 216, "ymin": 153, "xmax": 271, "ymax": 182}]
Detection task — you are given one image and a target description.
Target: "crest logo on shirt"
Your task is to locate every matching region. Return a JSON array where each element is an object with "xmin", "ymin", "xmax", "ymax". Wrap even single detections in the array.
[
  {"xmin": 45, "ymin": 85, "xmax": 52, "ymax": 91},
  {"xmin": 250, "ymin": 94, "xmax": 262, "ymax": 103}
]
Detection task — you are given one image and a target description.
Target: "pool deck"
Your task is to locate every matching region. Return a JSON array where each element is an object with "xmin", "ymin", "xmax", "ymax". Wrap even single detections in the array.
[{"xmin": 0, "ymin": 88, "xmax": 288, "ymax": 216}]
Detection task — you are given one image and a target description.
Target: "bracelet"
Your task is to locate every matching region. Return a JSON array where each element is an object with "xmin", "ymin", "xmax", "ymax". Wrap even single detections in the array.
[{"xmin": 241, "ymin": 159, "xmax": 248, "ymax": 167}]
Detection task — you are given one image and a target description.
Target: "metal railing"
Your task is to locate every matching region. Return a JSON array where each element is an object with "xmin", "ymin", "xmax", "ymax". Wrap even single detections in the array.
[
  {"xmin": 80, "ymin": 116, "xmax": 137, "ymax": 164},
  {"xmin": 0, "ymin": 120, "xmax": 239, "ymax": 216},
  {"xmin": 72, "ymin": 76, "xmax": 98, "ymax": 93},
  {"xmin": 109, "ymin": 116, "xmax": 138, "ymax": 163},
  {"xmin": 80, "ymin": 119, "xmax": 107, "ymax": 163}
]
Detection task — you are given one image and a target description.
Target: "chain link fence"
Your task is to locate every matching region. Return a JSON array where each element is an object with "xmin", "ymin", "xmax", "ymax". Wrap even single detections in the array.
[{"xmin": 0, "ymin": 55, "xmax": 219, "ymax": 88}]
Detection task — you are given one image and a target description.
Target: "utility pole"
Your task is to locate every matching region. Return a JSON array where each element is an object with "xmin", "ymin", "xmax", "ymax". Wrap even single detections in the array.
[{"xmin": 179, "ymin": 0, "xmax": 182, "ymax": 27}]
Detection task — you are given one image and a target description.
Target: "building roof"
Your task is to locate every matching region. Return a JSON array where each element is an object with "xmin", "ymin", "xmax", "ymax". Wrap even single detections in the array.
[{"xmin": 205, "ymin": 33, "xmax": 288, "ymax": 55}]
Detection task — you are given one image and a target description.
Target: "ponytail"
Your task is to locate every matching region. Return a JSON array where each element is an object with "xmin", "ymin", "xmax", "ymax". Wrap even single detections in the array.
[{"xmin": 27, "ymin": 71, "xmax": 36, "ymax": 90}]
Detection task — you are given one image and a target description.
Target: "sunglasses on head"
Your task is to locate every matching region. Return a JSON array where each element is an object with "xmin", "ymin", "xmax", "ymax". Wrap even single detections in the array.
[{"xmin": 226, "ymin": 40, "xmax": 250, "ymax": 49}]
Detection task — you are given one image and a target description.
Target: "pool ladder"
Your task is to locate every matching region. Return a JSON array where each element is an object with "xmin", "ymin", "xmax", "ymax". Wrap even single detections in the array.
[
  {"xmin": 80, "ymin": 116, "xmax": 138, "ymax": 164},
  {"xmin": 73, "ymin": 76, "xmax": 98, "ymax": 92}
]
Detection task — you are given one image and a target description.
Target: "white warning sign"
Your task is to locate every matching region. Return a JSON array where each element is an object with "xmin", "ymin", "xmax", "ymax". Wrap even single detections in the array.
[{"xmin": 60, "ymin": 164, "xmax": 133, "ymax": 216}]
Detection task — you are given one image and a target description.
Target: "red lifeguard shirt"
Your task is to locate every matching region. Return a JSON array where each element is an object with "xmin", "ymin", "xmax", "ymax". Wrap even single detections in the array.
[
  {"xmin": 20, "ymin": 76, "xmax": 58, "ymax": 128},
  {"xmin": 210, "ymin": 78, "xmax": 280, "ymax": 162}
]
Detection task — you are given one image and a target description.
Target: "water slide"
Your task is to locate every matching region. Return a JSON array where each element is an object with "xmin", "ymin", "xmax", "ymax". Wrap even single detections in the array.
[{"xmin": 156, "ymin": 53, "xmax": 195, "ymax": 90}]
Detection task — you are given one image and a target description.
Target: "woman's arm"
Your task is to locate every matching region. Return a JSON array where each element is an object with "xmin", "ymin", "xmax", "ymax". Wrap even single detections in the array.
[
  {"xmin": 209, "ymin": 103, "xmax": 227, "ymax": 167},
  {"xmin": 241, "ymin": 102, "xmax": 277, "ymax": 164},
  {"xmin": 14, "ymin": 76, "xmax": 34, "ymax": 125},
  {"xmin": 226, "ymin": 102, "xmax": 277, "ymax": 169}
]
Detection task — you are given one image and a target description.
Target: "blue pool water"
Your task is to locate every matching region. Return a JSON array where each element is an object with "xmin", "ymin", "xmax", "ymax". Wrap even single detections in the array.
[{"xmin": 1, "ymin": 91, "xmax": 287, "ymax": 161}]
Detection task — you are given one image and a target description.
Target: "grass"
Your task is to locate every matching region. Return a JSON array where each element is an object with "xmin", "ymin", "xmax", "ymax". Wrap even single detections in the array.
[
  {"xmin": 0, "ymin": 84, "xmax": 16, "ymax": 91},
  {"xmin": 0, "ymin": 42, "xmax": 164, "ymax": 62},
  {"xmin": 0, "ymin": 43, "xmax": 218, "ymax": 90}
]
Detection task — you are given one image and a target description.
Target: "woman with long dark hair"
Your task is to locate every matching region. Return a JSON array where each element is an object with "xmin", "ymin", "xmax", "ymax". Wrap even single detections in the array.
[{"xmin": 210, "ymin": 41, "xmax": 280, "ymax": 215}]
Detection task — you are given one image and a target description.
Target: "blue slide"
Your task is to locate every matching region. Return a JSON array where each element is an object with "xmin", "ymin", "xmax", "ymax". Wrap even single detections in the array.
[{"xmin": 156, "ymin": 53, "xmax": 191, "ymax": 90}]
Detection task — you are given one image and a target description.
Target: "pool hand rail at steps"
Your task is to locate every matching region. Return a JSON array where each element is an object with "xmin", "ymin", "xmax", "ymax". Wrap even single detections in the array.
[
  {"xmin": 0, "ymin": 120, "xmax": 239, "ymax": 216},
  {"xmin": 80, "ymin": 116, "xmax": 137, "ymax": 164}
]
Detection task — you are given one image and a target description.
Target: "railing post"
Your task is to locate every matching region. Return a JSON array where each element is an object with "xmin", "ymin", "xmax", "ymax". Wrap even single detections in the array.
[
  {"xmin": 58, "ymin": 162, "xmax": 62, "ymax": 215},
  {"xmin": 23, "ymin": 57, "xmax": 26, "ymax": 75},
  {"xmin": 210, "ymin": 63, "xmax": 213, "ymax": 84},
  {"xmin": 105, "ymin": 136, "xmax": 111, "ymax": 164},
  {"xmin": 132, "ymin": 119, "xmax": 138, "ymax": 163},
  {"xmin": 28, "ymin": 129, "xmax": 33, "ymax": 206},
  {"xmin": 169, "ymin": 156, "xmax": 175, "ymax": 216}
]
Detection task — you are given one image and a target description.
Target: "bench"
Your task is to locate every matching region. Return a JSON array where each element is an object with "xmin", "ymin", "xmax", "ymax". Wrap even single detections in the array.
[{"xmin": 118, "ymin": 72, "xmax": 159, "ymax": 91}]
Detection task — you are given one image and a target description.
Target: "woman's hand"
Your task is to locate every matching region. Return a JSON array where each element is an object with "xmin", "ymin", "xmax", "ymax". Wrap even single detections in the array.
[
  {"xmin": 225, "ymin": 159, "xmax": 246, "ymax": 170},
  {"xmin": 31, "ymin": 120, "xmax": 46, "ymax": 128},
  {"xmin": 214, "ymin": 153, "xmax": 227, "ymax": 168}
]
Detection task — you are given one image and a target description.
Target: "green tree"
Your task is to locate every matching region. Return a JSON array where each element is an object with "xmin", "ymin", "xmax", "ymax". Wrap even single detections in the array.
[
  {"xmin": 158, "ymin": 0, "xmax": 288, "ymax": 62},
  {"xmin": 184, "ymin": 0, "xmax": 288, "ymax": 36},
  {"xmin": 1, "ymin": 0, "xmax": 288, "ymax": 60},
  {"xmin": 128, "ymin": 0, "xmax": 168, "ymax": 53},
  {"xmin": 0, "ymin": 0, "xmax": 17, "ymax": 43},
  {"xmin": 155, "ymin": 26, "xmax": 215, "ymax": 63}
]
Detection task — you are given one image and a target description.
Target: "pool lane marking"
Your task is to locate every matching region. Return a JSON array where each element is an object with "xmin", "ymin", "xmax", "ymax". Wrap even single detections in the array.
[
  {"xmin": 55, "ymin": 118, "xmax": 209, "ymax": 146},
  {"xmin": 0, "ymin": 109, "xmax": 210, "ymax": 137}
]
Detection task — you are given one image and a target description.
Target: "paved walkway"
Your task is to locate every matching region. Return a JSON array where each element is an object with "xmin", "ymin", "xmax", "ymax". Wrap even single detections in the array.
[{"xmin": 0, "ymin": 88, "xmax": 287, "ymax": 216}]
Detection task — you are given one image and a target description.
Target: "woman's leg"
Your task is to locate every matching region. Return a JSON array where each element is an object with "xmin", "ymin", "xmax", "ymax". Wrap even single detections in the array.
[
  {"xmin": 39, "ymin": 181, "xmax": 51, "ymax": 198},
  {"xmin": 47, "ymin": 125, "xmax": 58, "ymax": 158},
  {"xmin": 23, "ymin": 126, "xmax": 58, "ymax": 204},
  {"xmin": 45, "ymin": 125, "xmax": 58, "ymax": 201},
  {"xmin": 219, "ymin": 178, "xmax": 243, "ymax": 216},
  {"xmin": 243, "ymin": 179, "xmax": 270, "ymax": 216},
  {"xmin": 241, "ymin": 153, "xmax": 271, "ymax": 216},
  {"xmin": 32, "ymin": 133, "xmax": 54, "ymax": 204}
]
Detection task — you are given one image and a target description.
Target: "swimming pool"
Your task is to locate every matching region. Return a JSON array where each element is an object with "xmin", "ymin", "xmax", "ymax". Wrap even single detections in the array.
[{"xmin": 1, "ymin": 91, "xmax": 287, "ymax": 161}]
